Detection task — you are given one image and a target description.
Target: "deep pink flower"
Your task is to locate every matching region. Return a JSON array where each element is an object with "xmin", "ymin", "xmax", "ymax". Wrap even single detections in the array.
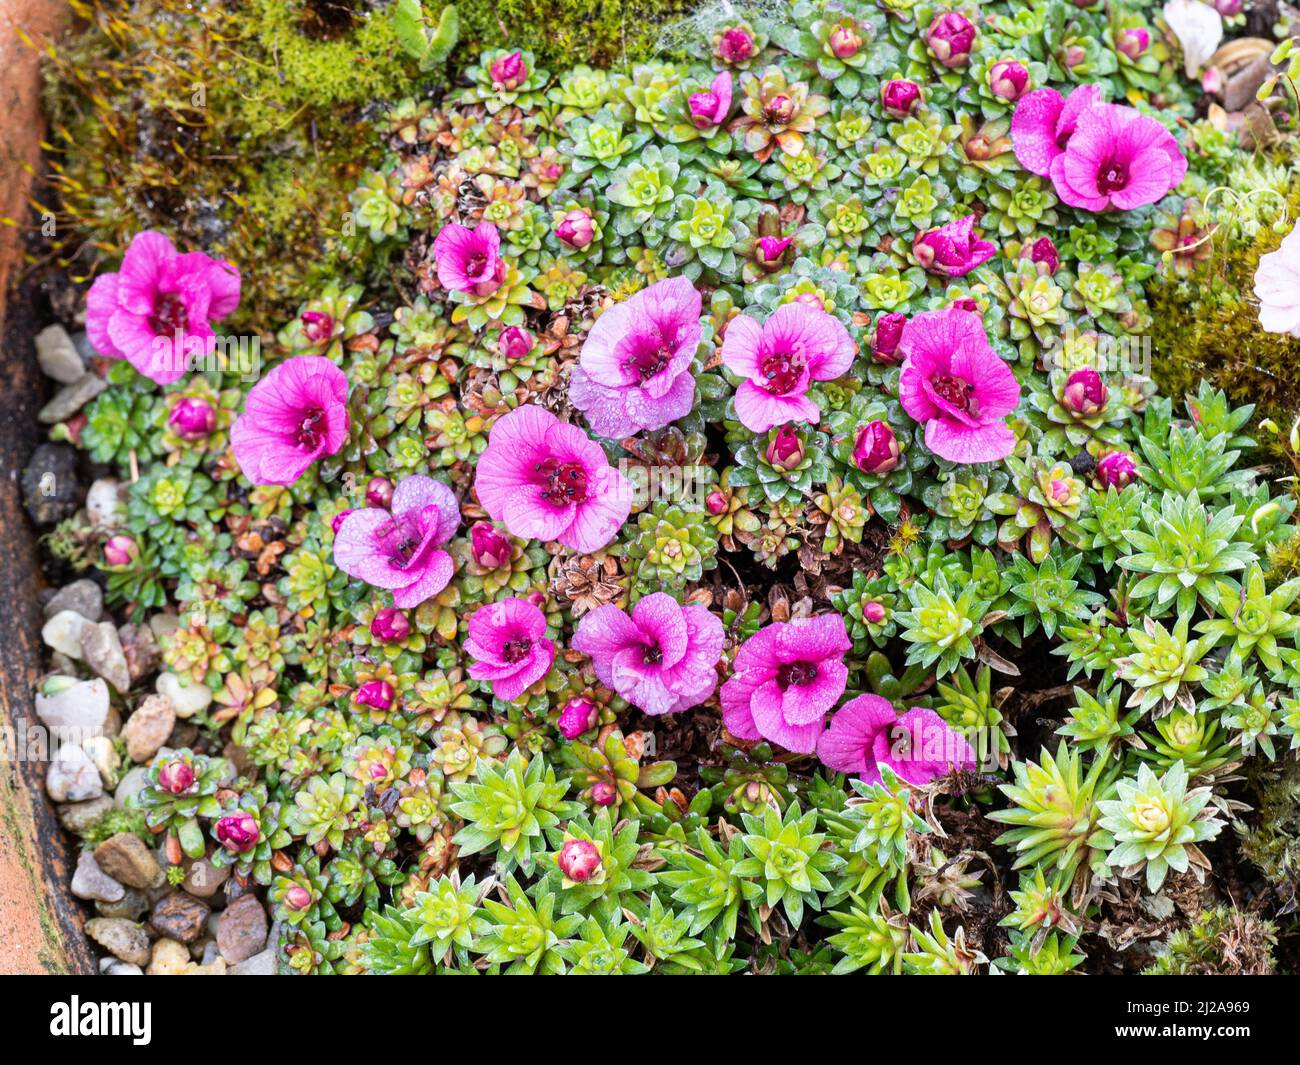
[
  {"xmin": 688, "ymin": 71, "xmax": 733, "ymax": 129},
  {"xmin": 854, "ymin": 421, "xmax": 900, "ymax": 474},
  {"xmin": 862, "ymin": 601, "xmax": 887, "ymax": 624},
  {"xmin": 489, "ymin": 51, "xmax": 528, "ymax": 89},
  {"xmin": 988, "ymin": 59, "xmax": 1030, "ymax": 101},
  {"xmin": 215, "ymin": 812, "xmax": 259, "ymax": 854},
  {"xmin": 300, "ymin": 310, "xmax": 334, "ymax": 345},
  {"xmin": 721, "ymin": 302, "xmax": 854, "ymax": 432},
  {"xmin": 705, "ymin": 490, "xmax": 728, "ymax": 515},
  {"xmin": 1051, "ymin": 103, "xmax": 1188, "ymax": 212},
  {"xmin": 1096, "ymin": 449, "xmax": 1138, "ymax": 489},
  {"xmin": 573, "ymin": 593, "xmax": 724, "ymax": 716},
  {"xmin": 913, "ymin": 214, "xmax": 997, "ymax": 278},
  {"xmin": 157, "ymin": 759, "xmax": 195, "ymax": 796},
  {"xmin": 1061, "ymin": 368, "xmax": 1106, "ymax": 415},
  {"xmin": 433, "ymin": 221, "xmax": 508, "ymax": 296},
  {"xmin": 333, "ymin": 474, "xmax": 460, "ymax": 609},
  {"xmin": 555, "ymin": 208, "xmax": 595, "ymax": 249},
  {"xmin": 898, "ymin": 308, "xmax": 1021, "ymax": 464},
  {"xmin": 230, "ymin": 355, "xmax": 349, "ymax": 486},
  {"xmin": 720, "ymin": 614, "xmax": 851, "ymax": 753},
  {"xmin": 872, "ymin": 312, "xmax": 907, "ymax": 363},
  {"xmin": 817, "ymin": 695, "xmax": 976, "ymax": 786},
  {"xmin": 370, "ymin": 607, "xmax": 411, "ymax": 644},
  {"xmin": 498, "ymin": 325, "xmax": 534, "ymax": 361},
  {"xmin": 717, "ymin": 26, "xmax": 755, "ymax": 65},
  {"xmin": 475, "ymin": 405, "xmax": 632, "ymax": 552},
  {"xmin": 1028, "ymin": 236, "xmax": 1061, "ymax": 274},
  {"xmin": 84, "ymin": 230, "xmax": 241, "ymax": 385},
  {"xmin": 756, "ymin": 235, "xmax": 794, "ymax": 267},
  {"xmin": 465, "ymin": 597, "xmax": 555, "ymax": 702},
  {"xmin": 569, "ymin": 276, "xmax": 702, "ymax": 439},
  {"xmin": 1010, "ymin": 84, "xmax": 1104, "ymax": 178},
  {"xmin": 355, "ymin": 680, "xmax": 395, "ymax": 711},
  {"xmin": 925, "ymin": 12, "xmax": 976, "ymax": 68},
  {"xmin": 557, "ymin": 697, "xmax": 599, "ymax": 739},
  {"xmin": 558, "ymin": 838, "xmax": 602, "ymax": 882},
  {"xmin": 168, "ymin": 397, "xmax": 216, "ymax": 440},
  {"xmin": 882, "ymin": 79, "xmax": 923, "ymax": 118},
  {"xmin": 469, "ymin": 521, "xmax": 512, "ymax": 569}
]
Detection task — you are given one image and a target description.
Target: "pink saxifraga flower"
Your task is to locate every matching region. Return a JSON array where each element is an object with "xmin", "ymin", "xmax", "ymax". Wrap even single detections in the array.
[
  {"xmin": 557, "ymin": 697, "xmax": 599, "ymax": 739},
  {"xmin": 433, "ymin": 221, "xmax": 508, "ymax": 296},
  {"xmin": 988, "ymin": 59, "xmax": 1030, "ymax": 101},
  {"xmin": 897, "ymin": 308, "xmax": 1021, "ymax": 464},
  {"xmin": 1096, "ymin": 449, "xmax": 1138, "ymax": 489},
  {"xmin": 557, "ymin": 838, "xmax": 603, "ymax": 883},
  {"xmin": 688, "ymin": 71, "xmax": 733, "ymax": 129},
  {"xmin": 572, "ymin": 592, "xmax": 724, "ymax": 716},
  {"xmin": 168, "ymin": 397, "xmax": 216, "ymax": 440},
  {"xmin": 475, "ymin": 405, "xmax": 632, "ymax": 553},
  {"xmin": 1061, "ymin": 368, "xmax": 1106, "ymax": 416},
  {"xmin": 464, "ymin": 597, "xmax": 555, "ymax": 702},
  {"xmin": 230, "ymin": 355, "xmax": 349, "ymax": 486},
  {"xmin": 1010, "ymin": 84, "xmax": 1105, "ymax": 178},
  {"xmin": 489, "ymin": 51, "xmax": 528, "ymax": 90},
  {"xmin": 85, "ymin": 230, "xmax": 241, "ymax": 385},
  {"xmin": 716, "ymin": 26, "xmax": 755, "ymax": 65},
  {"xmin": 720, "ymin": 614, "xmax": 852, "ymax": 753},
  {"xmin": 215, "ymin": 811, "xmax": 259, "ymax": 854},
  {"xmin": 1254, "ymin": 220, "xmax": 1300, "ymax": 338},
  {"xmin": 913, "ymin": 214, "xmax": 997, "ymax": 278},
  {"xmin": 882, "ymin": 78, "xmax": 923, "ymax": 118},
  {"xmin": 1050, "ymin": 103, "xmax": 1187, "ymax": 213},
  {"xmin": 925, "ymin": 11, "xmax": 976, "ymax": 68},
  {"xmin": 871, "ymin": 312, "xmax": 907, "ymax": 362},
  {"xmin": 569, "ymin": 276, "xmax": 702, "ymax": 439},
  {"xmin": 853, "ymin": 421, "xmax": 900, "ymax": 474},
  {"xmin": 333, "ymin": 474, "xmax": 461, "ymax": 609},
  {"xmin": 370, "ymin": 607, "xmax": 411, "ymax": 644},
  {"xmin": 817, "ymin": 695, "xmax": 976, "ymax": 786},
  {"xmin": 721, "ymin": 302, "xmax": 854, "ymax": 432}
]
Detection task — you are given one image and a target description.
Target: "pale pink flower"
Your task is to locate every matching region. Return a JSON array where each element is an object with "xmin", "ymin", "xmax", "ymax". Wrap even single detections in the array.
[
  {"xmin": 230, "ymin": 355, "xmax": 349, "ymax": 486},
  {"xmin": 573, "ymin": 593, "xmax": 724, "ymax": 716},
  {"xmin": 84, "ymin": 230, "xmax": 240, "ymax": 385},
  {"xmin": 474, "ymin": 405, "xmax": 632, "ymax": 553},
  {"xmin": 1010, "ymin": 84, "xmax": 1104, "ymax": 177},
  {"xmin": 1050, "ymin": 103, "xmax": 1187, "ymax": 212},
  {"xmin": 817, "ymin": 695, "xmax": 975, "ymax": 785},
  {"xmin": 898, "ymin": 308, "xmax": 1020, "ymax": 464},
  {"xmin": 333, "ymin": 475, "xmax": 460, "ymax": 609},
  {"xmin": 568, "ymin": 276, "xmax": 702, "ymax": 439},
  {"xmin": 720, "ymin": 614, "xmax": 851, "ymax": 753},
  {"xmin": 1254, "ymin": 220, "xmax": 1300, "ymax": 337},
  {"xmin": 721, "ymin": 303, "xmax": 854, "ymax": 432},
  {"xmin": 433, "ymin": 221, "xmax": 507, "ymax": 296},
  {"xmin": 465, "ymin": 597, "xmax": 555, "ymax": 702}
]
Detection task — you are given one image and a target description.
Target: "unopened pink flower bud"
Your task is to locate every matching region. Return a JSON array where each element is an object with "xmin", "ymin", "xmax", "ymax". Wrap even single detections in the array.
[
  {"xmin": 872, "ymin": 312, "xmax": 907, "ymax": 362},
  {"xmin": 863, "ymin": 601, "xmax": 888, "ymax": 624},
  {"xmin": 764, "ymin": 94, "xmax": 795, "ymax": 123},
  {"xmin": 717, "ymin": 26, "xmax": 755, "ymax": 65},
  {"xmin": 882, "ymin": 79, "xmax": 923, "ymax": 118},
  {"xmin": 756, "ymin": 235, "xmax": 793, "ymax": 267},
  {"xmin": 829, "ymin": 23, "xmax": 863, "ymax": 60},
  {"xmin": 284, "ymin": 885, "xmax": 312, "ymax": 911},
  {"xmin": 705, "ymin": 490, "xmax": 729, "ymax": 515},
  {"xmin": 854, "ymin": 421, "xmax": 901, "ymax": 474},
  {"xmin": 1202, "ymin": 66, "xmax": 1224, "ymax": 94},
  {"xmin": 355, "ymin": 679, "xmax": 395, "ymax": 711},
  {"xmin": 555, "ymin": 208, "xmax": 595, "ymax": 250},
  {"xmin": 558, "ymin": 838, "xmax": 602, "ymax": 882},
  {"xmin": 1116, "ymin": 27, "xmax": 1150, "ymax": 60},
  {"xmin": 1049, "ymin": 479, "xmax": 1072, "ymax": 503},
  {"xmin": 1096, "ymin": 450, "xmax": 1138, "ymax": 490},
  {"xmin": 557, "ymin": 697, "xmax": 599, "ymax": 739},
  {"xmin": 366, "ymin": 476, "xmax": 393, "ymax": 509},
  {"xmin": 103, "ymin": 535, "xmax": 137, "ymax": 567},
  {"xmin": 988, "ymin": 59, "xmax": 1029, "ymax": 101},
  {"xmin": 1214, "ymin": 0, "xmax": 1242, "ymax": 14},
  {"xmin": 489, "ymin": 50, "xmax": 527, "ymax": 90},
  {"xmin": 497, "ymin": 326, "xmax": 533, "ymax": 361},
  {"xmin": 370, "ymin": 606, "xmax": 410, "ymax": 644},
  {"xmin": 300, "ymin": 310, "xmax": 334, "ymax": 345},
  {"xmin": 470, "ymin": 521, "xmax": 512, "ymax": 569},
  {"xmin": 157, "ymin": 759, "xmax": 195, "ymax": 795},
  {"xmin": 591, "ymin": 780, "xmax": 618, "ymax": 806},
  {"xmin": 766, "ymin": 425, "xmax": 804, "ymax": 469},
  {"xmin": 1028, "ymin": 236, "xmax": 1060, "ymax": 274},
  {"xmin": 1064, "ymin": 45, "xmax": 1087, "ymax": 69},
  {"xmin": 1061, "ymin": 369, "xmax": 1106, "ymax": 416},
  {"xmin": 688, "ymin": 91, "xmax": 722, "ymax": 128},
  {"xmin": 926, "ymin": 12, "xmax": 976, "ymax": 68},
  {"xmin": 215, "ymin": 811, "xmax": 259, "ymax": 854},
  {"xmin": 169, "ymin": 397, "xmax": 216, "ymax": 441}
]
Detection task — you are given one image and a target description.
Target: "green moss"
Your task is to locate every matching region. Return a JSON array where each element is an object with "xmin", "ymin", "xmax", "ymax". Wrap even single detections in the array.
[
  {"xmin": 1148, "ymin": 159, "xmax": 1300, "ymax": 423},
  {"xmin": 1143, "ymin": 906, "xmax": 1277, "ymax": 976},
  {"xmin": 1238, "ymin": 757, "xmax": 1300, "ymax": 912},
  {"xmin": 38, "ymin": 0, "xmax": 439, "ymax": 327},
  {"xmin": 76, "ymin": 807, "xmax": 151, "ymax": 848},
  {"xmin": 455, "ymin": 0, "xmax": 698, "ymax": 69}
]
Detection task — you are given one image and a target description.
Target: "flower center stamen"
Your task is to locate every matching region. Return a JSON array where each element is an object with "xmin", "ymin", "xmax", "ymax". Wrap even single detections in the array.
[
  {"xmin": 1097, "ymin": 161, "xmax": 1129, "ymax": 194},
  {"xmin": 502, "ymin": 637, "xmax": 532, "ymax": 663},
  {"xmin": 536, "ymin": 458, "xmax": 589, "ymax": 506},
  {"xmin": 297, "ymin": 407, "xmax": 326, "ymax": 449},
  {"xmin": 149, "ymin": 292, "xmax": 189, "ymax": 336},
  {"xmin": 931, "ymin": 374, "xmax": 974, "ymax": 412},
  {"xmin": 777, "ymin": 661, "xmax": 819, "ymax": 688},
  {"xmin": 760, "ymin": 348, "xmax": 804, "ymax": 395}
]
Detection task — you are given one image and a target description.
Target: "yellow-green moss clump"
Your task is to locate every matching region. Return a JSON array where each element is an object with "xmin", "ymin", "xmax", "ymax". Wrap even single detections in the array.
[
  {"xmin": 1149, "ymin": 153, "xmax": 1300, "ymax": 423},
  {"xmin": 455, "ymin": 0, "xmax": 698, "ymax": 69},
  {"xmin": 37, "ymin": 0, "xmax": 434, "ymax": 328}
]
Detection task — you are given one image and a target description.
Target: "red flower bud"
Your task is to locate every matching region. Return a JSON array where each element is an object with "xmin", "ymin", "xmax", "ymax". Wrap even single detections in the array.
[
  {"xmin": 926, "ymin": 12, "xmax": 976, "ymax": 68},
  {"xmin": 717, "ymin": 26, "xmax": 755, "ymax": 65},
  {"xmin": 1061, "ymin": 369, "xmax": 1106, "ymax": 416},
  {"xmin": 829, "ymin": 24, "xmax": 863, "ymax": 60},
  {"xmin": 284, "ymin": 885, "xmax": 313, "ymax": 911},
  {"xmin": 489, "ymin": 51, "xmax": 527, "ymax": 90},
  {"xmin": 497, "ymin": 326, "xmax": 533, "ymax": 362},
  {"xmin": 300, "ymin": 310, "xmax": 334, "ymax": 345},
  {"xmin": 863, "ymin": 601, "xmax": 887, "ymax": 624},
  {"xmin": 705, "ymin": 490, "xmax": 729, "ymax": 515},
  {"xmin": 555, "ymin": 208, "xmax": 595, "ymax": 250},
  {"xmin": 882, "ymin": 79, "xmax": 923, "ymax": 118},
  {"xmin": 872, "ymin": 313, "xmax": 907, "ymax": 362},
  {"xmin": 591, "ymin": 780, "xmax": 618, "ymax": 806},
  {"xmin": 1096, "ymin": 450, "xmax": 1138, "ymax": 490},
  {"xmin": 988, "ymin": 59, "xmax": 1029, "ymax": 101}
]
